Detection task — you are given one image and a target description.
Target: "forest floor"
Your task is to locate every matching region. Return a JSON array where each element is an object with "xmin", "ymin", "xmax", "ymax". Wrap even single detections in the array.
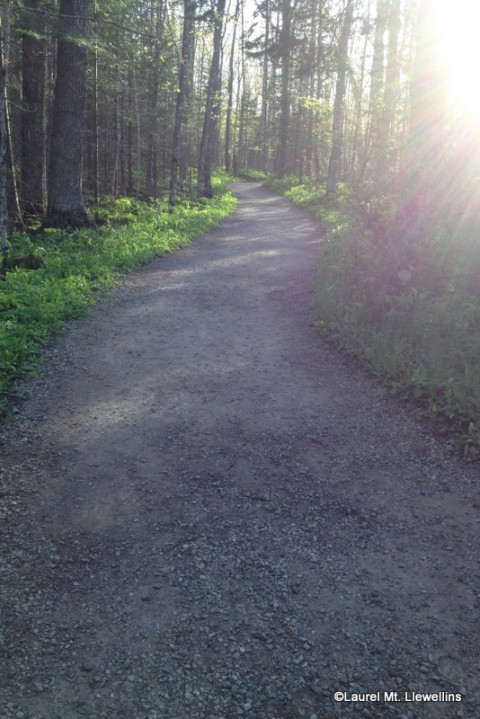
[{"xmin": 0, "ymin": 182, "xmax": 479, "ymax": 719}]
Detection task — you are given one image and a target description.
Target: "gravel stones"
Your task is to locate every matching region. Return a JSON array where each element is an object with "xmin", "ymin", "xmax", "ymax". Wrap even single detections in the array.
[{"xmin": 0, "ymin": 183, "xmax": 479, "ymax": 718}]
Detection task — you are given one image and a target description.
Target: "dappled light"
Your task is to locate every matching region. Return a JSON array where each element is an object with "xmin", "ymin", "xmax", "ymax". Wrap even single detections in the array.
[{"xmin": 1, "ymin": 0, "xmax": 480, "ymax": 713}]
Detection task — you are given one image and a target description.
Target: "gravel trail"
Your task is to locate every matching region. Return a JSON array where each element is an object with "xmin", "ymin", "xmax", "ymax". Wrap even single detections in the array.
[{"xmin": 1, "ymin": 182, "xmax": 479, "ymax": 719}]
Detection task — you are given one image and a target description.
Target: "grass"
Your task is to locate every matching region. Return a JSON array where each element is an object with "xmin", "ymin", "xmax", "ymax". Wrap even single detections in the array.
[
  {"xmin": 269, "ymin": 176, "xmax": 480, "ymax": 457},
  {"xmin": 0, "ymin": 176, "xmax": 236, "ymax": 411}
]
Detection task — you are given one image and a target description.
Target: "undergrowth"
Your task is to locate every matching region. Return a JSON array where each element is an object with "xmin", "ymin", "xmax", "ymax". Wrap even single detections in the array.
[
  {"xmin": 0, "ymin": 177, "xmax": 236, "ymax": 411},
  {"xmin": 233, "ymin": 169, "xmax": 270, "ymax": 182},
  {"xmin": 269, "ymin": 176, "xmax": 480, "ymax": 457}
]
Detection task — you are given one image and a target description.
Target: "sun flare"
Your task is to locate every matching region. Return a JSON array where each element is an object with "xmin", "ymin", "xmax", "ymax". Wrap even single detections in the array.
[{"xmin": 436, "ymin": 0, "xmax": 480, "ymax": 120}]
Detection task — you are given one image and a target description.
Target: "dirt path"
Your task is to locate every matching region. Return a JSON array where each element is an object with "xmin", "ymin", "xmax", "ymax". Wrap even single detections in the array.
[{"xmin": 1, "ymin": 182, "xmax": 479, "ymax": 719}]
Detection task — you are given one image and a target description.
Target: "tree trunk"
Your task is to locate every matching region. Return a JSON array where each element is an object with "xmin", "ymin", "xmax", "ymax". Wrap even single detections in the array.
[
  {"xmin": 146, "ymin": 1, "xmax": 164, "ymax": 198},
  {"xmin": 125, "ymin": 62, "xmax": 135, "ymax": 195},
  {"xmin": 21, "ymin": 0, "xmax": 46, "ymax": 218},
  {"xmin": 224, "ymin": 0, "xmax": 240, "ymax": 174},
  {"xmin": 381, "ymin": 0, "xmax": 400, "ymax": 171},
  {"xmin": 326, "ymin": 0, "xmax": 354, "ymax": 196},
  {"xmin": 351, "ymin": 0, "xmax": 371, "ymax": 182},
  {"xmin": 169, "ymin": 0, "xmax": 195, "ymax": 208},
  {"xmin": 197, "ymin": 0, "xmax": 226, "ymax": 198},
  {"xmin": 260, "ymin": 0, "xmax": 270, "ymax": 172},
  {"xmin": 367, "ymin": 0, "xmax": 389, "ymax": 176},
  {"xmin": 44, "ymin": 0, "xmax": 90, "ymax": 228},
  {"xmin": 304, "ymin": 0, "xmax": 319, "ymax": 179},
  {"xmin": 276, "ymin": 0, "xmax": 292, "ymax": 176},
  {"xmin": 0, "ymin": 2, "xmax": 11, "ymax": 275},
  {"xmin": 111, "ymin": 82, "xmax": 120, "ymax": 196},
  {"xmin": 91, "ymin": 0, "xmax": 99, "ymax": 205}
]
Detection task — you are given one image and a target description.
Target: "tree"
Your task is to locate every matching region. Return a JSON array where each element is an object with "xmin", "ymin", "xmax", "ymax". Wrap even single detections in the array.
[
  {"xmin": 21, "ymin": 0, "xmax": 47, "ymax": 218},
  {"xmin": 0, "ymin": 1, "xmax": 11, "ymax": 275},
  {"xmin": 44, "ymin": 0, "xmax": 90, "ymax": 228},
  {"xmin": 198, "ymin": 0, "xmax": 227, "ymax": 198},
  {"xmin": 169, "ymin": 0, "xmax": 196, "ymax": 208},
  {"xmin": 224, "ymin": 0, "xmax": 240, "ymax": 174},
  {"xmin": 258, "ymin": 0, "xmax": 271, "ymax": 171},
  {"xmin": 326, "ymin": 0, "xmax": 354, "ymax": 195},
  {"xmin": 389, "ymin": 0, "xmax": 447, "ymax": 244},
  {"xmin": 367, "ymin": 0, "xmax": 388, "ymax": 175},
  {"xmin": 276, "ymin": 0, "xmax": 293, "ymax": 176},
  {"xmin": 145, "ymin": 0, "xmax": 167, "ymax": 198}
]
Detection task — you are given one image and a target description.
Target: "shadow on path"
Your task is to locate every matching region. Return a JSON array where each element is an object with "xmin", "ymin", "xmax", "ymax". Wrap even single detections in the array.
[{"xmin": 0, "ymin": 182, "xmax": 479, "ymax": 719}]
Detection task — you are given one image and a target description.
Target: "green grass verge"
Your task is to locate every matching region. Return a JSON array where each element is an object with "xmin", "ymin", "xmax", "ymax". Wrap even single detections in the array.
[
  {"xmin": 269, "ymin": 176, "xmax": 480, "ymax": 456},
  {"xmin": 0, "ymin": 177, "xmax": 236, "ymax": 409}
]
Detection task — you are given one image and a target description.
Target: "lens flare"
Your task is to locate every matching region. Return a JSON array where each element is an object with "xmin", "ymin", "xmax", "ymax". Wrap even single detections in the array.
[{"xmin": 436, "ymin": 0, "xmax": 480, "ymax": 120}]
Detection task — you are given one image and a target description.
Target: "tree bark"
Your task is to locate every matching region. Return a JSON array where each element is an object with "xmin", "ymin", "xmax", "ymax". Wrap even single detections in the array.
[
  {"xmin": 381, "ymin": 0, "xmax": 400, "ymax": 170},
  {"xmin": 21, "ymin": 0, "xmax": 47, "ymax": 218},
  {"xmin": 0, "ymin": 2, "xmax": 11, "ymax": 275},
  {"xmin": 276, "ymin": 0, "xmax": 292, "ymax": 176},
  {"xmin": 224, "ymin": 0, "xmax": 240, "ymax": 174},
  {"xmin": 44, "ymin": 0, "xmax": 90, "ymax": 228},
  {"xmin": 326, "ymin": 0, "xmax": 354, "ymax": 195},
  {"xmin": 198, "ymin": 0, "xmax": 226, "ymax": 198},
  {"xmin": 91, "ymin": 0, "xmax": 99, "ymax": 205},
  {"xmin": 169, "ymin": 0, "xmax": 195, "ymax": 208},
  {"xmin": 146, "ymin": 0, "xmax": 165, "ymax": 198},
  {"xmin": 367, "ymin": 0, "xmax": 389, "ymax": 176},
  {"xmin": 260, "ymin": 0, "xmax": 271, "ymax": 172}
]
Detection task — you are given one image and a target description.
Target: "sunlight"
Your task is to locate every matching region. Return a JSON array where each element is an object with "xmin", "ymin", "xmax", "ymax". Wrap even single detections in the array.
[{"xmin": 436, "ymin": 0, "xmax": 480, "ymax": 120}]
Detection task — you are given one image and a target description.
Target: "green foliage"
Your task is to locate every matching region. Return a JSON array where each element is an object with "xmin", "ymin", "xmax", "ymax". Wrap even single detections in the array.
[
  {"xmin": 273, "ymin": 178, "xmax": 480, "ymax": 455},
  {"xmin": 266, "ymin": 175, "xmax": 299, "ymax": 195},
  {"xmin": 0, "ymin": 181, "xmax": 236, "ymax": 410},
  {"xmin": 233, "ymin": 169, "xmax": 270, "ymax": 182},
  {"xmin": 267, "ymin": 177, "xmax": 354, "ymax": 236}
]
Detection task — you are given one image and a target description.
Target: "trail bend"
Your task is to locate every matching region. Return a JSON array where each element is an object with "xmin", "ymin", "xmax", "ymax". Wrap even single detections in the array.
[{"xmin": 1, "ymin": 182, "xmax": 478, "ymax": 719}]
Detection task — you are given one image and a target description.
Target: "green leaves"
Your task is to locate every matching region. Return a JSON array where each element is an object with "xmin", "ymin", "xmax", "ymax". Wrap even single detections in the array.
[{"xmin": 0, "ymin": 181, "xmax": 236, "ymax": 410}]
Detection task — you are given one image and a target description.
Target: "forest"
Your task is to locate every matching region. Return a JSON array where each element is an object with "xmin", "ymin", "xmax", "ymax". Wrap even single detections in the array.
[{"xmin": 1, "ymin": 0, "xmax": 480, "ymax": 451}]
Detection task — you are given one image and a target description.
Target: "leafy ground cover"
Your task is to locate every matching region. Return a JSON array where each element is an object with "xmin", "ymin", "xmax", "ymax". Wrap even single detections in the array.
[
  {"xmin": 233, "ymin": 169, "xmax": 270, "ymax": 182},
  {"xmin": 0, "ymin": 178, "xmax": 236, "ymax": 412},
  {"xmin": 268, "ymin": 176, "xmax": 480, "ymax": 456}
]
